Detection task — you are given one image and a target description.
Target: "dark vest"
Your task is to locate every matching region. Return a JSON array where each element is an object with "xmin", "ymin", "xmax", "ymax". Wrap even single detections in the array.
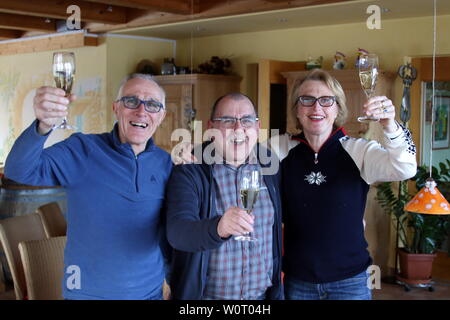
[{"xmin": 281, "ymin": 128, "xmax": 372, "ymax": 283}]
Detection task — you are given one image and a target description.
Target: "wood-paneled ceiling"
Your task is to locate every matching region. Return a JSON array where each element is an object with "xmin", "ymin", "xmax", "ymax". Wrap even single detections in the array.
[
  {"xmin": 0, "ymin": 0, "xmax": 448, "ymax": 41},
  {"xmin": 0, "ymin": 0, "xmax": 354, "ymax": 40}
]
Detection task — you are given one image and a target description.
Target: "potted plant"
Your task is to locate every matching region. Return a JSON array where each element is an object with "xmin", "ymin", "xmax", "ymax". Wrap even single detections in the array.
[{"xmin": 376, "ymin": 161, "xmax": 449, "ymax": 285}]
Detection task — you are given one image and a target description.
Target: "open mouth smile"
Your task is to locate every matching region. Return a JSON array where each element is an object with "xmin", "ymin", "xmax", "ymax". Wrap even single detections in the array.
[
  {"xmin": 130, "ymin": 121, "xmax": 149, "ymax": 129},
  {"xmin": 308, "ymin": 115, "xmax": 325, "ymax": 121},
  {"xmin": 230, "ymin": 136, "xmax": 248, "ymax": 145}
]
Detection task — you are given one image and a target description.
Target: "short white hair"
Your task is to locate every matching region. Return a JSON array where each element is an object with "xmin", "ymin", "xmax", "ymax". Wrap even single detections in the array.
[{"xmin": 116, "ymin": 73, "xmax": 166, "ymax": 105}]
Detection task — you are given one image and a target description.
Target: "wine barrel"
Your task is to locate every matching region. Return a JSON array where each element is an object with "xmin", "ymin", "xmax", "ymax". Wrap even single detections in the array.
[
  {"xmin": 0, "ymin": 176, "xmax": 67, "ymax": 285},
  {"xmin": 0, "ymin": 177, "xmax": 67, "ymax": 219}
]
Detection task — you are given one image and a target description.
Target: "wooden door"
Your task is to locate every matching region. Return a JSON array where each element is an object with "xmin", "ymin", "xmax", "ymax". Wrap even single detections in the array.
[
  {"xmin": 152, "ymin": 83, "xmax": 192, "ymax": 153},
  {"xmin": 192, "ymin": 75, "xmax": 242, "ymax": 132},
  {"xmin": 257, "ymin": 59, "xmax": 306, "ymax": 137},
  {"xmin": 411, "ymin": 57, "xmax": 450, "ymax": 162},
  {"xmin": 411, "ymin": 56, "xmax": 450, "ymax": 281}
]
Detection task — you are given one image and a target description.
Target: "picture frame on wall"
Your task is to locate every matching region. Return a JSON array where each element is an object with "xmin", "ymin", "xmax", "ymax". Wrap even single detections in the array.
[{"xmin": 432, "ymin": 96, "xmax": 450, "ymax": 149}]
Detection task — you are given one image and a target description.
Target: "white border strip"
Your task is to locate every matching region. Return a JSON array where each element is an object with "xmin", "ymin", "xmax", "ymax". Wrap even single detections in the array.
[
  {"xmin": 96, "ymin": 33, "xmax": 175, "ymax": 43},
  {"xmin": 0, "ymin": 29, "xmax": 177, "ymax": 58},
  {"xmin": 96, "ymin": 33, "xmax": 177, "ymax": 57},
  {"xmin": 0, "ymin": 30, "xmax": 85, "ymax": 44}
]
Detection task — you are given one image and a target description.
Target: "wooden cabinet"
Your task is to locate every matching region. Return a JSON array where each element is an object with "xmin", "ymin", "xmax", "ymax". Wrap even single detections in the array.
[
  {"xmin": 281, "ymin": 69, "xmax": 396, "ymax": 138},
  {"xmin": 152, "ymin": 74, "xmax": 241, "ymax": 152}
]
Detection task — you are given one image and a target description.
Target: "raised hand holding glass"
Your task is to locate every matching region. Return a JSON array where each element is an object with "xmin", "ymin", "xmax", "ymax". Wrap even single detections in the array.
[
  {"xmin": 53, "ymin": 52, "xmax": 76, "ymax": 130},
  {"xmin": 357, "ymin": 54, "xmax": 379, "ymax": 123}
]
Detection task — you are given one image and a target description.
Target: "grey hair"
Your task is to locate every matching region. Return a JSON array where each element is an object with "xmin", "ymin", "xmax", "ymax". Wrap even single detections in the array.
[
  {"xmin": 116, "ymin": 73, "xmax": 166, "ymax": 105},
  {"xmin": 210, "ymin": 92, "xmax": 256, "ymax": 120}
]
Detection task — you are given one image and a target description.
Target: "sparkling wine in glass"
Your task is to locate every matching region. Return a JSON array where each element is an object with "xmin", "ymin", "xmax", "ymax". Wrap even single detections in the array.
[
  {"xmin": 53, "ymin": 52, "xmax": 76, "ymax": 130},
  {"xmin": 357, "ymin": 53, "xmax": 379, "ymax": 123},
  {"xmin": 235, "ymin": 169, "xmax": 260, "ymax": 242}
]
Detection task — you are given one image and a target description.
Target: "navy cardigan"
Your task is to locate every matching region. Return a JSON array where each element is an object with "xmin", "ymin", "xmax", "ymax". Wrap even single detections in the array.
[{"xmin": 165, "ymin": 143, "xmax": 283, "ymax": 300}]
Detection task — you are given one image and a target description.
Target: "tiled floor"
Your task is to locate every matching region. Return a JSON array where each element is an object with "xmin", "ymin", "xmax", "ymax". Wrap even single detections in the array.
[
  {"xmin": 1, "ymin": 279, "xmax": 449, "ymax": 300},
  {"xmin": 372, "ymin": 278, "xmax": 450, "ymax": 300}
]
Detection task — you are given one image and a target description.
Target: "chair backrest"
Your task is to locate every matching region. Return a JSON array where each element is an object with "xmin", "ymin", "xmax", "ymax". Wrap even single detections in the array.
[
  {"xmin": 18, "ymin": 236, "xmax": 66, "ymax": 300},
  {"xmin": 36, "ymin": 202, "xmax": 66, "ymax": 238},
  {"xmin": 0, "ymin": 213, "xmax": 46, "ymax": 299}
]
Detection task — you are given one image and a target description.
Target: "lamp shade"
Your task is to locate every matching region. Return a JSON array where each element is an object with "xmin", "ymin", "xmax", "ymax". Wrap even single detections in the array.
[{"xmin": 404, "ymin": 178, "xmax": 450, "ymax": 215}]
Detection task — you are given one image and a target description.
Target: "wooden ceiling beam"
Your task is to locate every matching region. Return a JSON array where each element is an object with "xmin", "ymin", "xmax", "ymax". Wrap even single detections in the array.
[
  {"xmin": 0, "ymin": 28, "xmax": 23, "ymax": 40},
  {"xmin": 0, "ymin": 32, "xmax": 98, "ymax": 56},
  {"xmin": 86, "ymin": 0, "xmax": 353, "ymax": 33},
  {"xmin": 0, "ymin": 12, "xmax": 56, "ymax": 32},
  {"xmin": 83, "ymin": 0, "xmax": 196, "ymax": 15},
  {"xmin": 0, "ymin": 0, "xmax": 128, "ymax": 24},
  {"xmin": 197, "ymin": 0, "xmax": 354, "ymax": 16}
]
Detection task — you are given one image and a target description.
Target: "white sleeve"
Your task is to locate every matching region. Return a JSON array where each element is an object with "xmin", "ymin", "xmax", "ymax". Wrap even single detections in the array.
[
  {"xmin": 265, "ymin": 133, "xmax": 300, "ymax": 161},
  {"xmin": 341, "ymin": 123, "xmax": 417, "ymax": 185}
]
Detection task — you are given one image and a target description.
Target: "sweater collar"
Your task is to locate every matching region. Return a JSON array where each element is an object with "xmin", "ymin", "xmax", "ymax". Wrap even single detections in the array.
[
  {"xmin": 111, "ymin": 122, "xmax": 155, "ymax": 157},
  {"xmin": 292, "ymin": 127, "xmax": 347, "ymax": 153}
]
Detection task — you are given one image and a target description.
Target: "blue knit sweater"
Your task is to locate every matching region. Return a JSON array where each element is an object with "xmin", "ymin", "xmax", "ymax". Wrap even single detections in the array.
[{"xmin": 5, "ymin": 121, "xmax": 172, "ymax": 299}]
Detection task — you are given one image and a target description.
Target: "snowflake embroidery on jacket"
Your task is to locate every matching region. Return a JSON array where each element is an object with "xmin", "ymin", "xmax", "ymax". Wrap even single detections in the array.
[{"xmin": 304, "ymin": 171, "xmax": 327, "ymax": 185}]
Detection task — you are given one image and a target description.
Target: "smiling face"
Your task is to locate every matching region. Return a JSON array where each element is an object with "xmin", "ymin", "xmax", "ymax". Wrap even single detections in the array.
[
  {"xmin": 112, "ymin": 77, "xmax": 166, "ymax": 155},
  {"xmin": 207, "ymin": 95, "xmax": 259, "ymax": 167},
  {"xmin": 296, "ymin": 80, "xmax": 338, "ymax": 141}
]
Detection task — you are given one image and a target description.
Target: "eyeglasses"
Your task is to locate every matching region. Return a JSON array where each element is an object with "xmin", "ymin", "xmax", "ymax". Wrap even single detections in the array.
[
  {"xmin": 295, "ymin": 95, "xmax": 337, "ymax": 107},
  {"xmin": 212, "ymin": 116, "xmax": 259, "ymax": 128},
  {"xmin": 118, "ymin": 96, "xmax": 164, "ymax": 113}
]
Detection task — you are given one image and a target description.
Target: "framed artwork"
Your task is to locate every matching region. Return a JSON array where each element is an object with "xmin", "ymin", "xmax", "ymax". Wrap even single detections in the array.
[{"xmin": 432, "ymin": 96, "xmax": 450, "ymax": 149}]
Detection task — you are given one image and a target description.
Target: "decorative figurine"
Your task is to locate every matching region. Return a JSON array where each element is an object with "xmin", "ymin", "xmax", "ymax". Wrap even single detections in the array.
[
  {"xmin": 355, "ymin": 48, "xmax": 369, "ymax": 68},
  {"xmin": 306, "ymin": 56, "xmax": 323, "ymax": 70},
  {"xmin": 184, "ymin": 106, "xmax": 197, "ymax": 131},
  {"xmin": 197, "ymin": 56, "xmax": 231, "ymax": 74},
  {"xmin": 397, "ymin": 63, "xmax": 417, "ymax": 124},
  {"xmin": 161, "ymin": 58, "xmax": 177, "ymax": 75},
  {"xmin": 136, "ymin": 59, "xmax": 156, "ymax": 75},
  {"xmin": 333, "ymin": 51, "xmax": 346, "ymax": 70}
]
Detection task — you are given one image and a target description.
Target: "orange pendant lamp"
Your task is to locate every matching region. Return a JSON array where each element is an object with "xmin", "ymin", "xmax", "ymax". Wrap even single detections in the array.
[
  {"xmin": 404, "ymin": 178, "xmax": 450, "ymax": 215},
  {"xmin": 404, "ymin": 0, "xmax": 450, "ymax": 216}
]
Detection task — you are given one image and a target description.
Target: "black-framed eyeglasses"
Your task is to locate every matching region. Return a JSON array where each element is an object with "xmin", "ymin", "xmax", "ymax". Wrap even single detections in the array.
[
  {"xmin": 118, "ymin": 96, "xmax": 164, "ymax": 113},
  {"xmin": 212, "ymin": 116, "xmax": 259, "ymax": 128},
  {"xmin": 295, "ymin": 95, "xmax": 337, "ymax": 107}
]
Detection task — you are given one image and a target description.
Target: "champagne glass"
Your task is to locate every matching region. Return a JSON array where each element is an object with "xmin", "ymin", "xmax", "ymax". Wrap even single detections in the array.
[
  {"xmin": 235, "ymin": 169, "xmax": 260, "ymax": 242},
  {"xmin": 53, "ymin": 52, "xmax": 76, "ymax": 130},
  {"xmin": 357, "ymin": 53, "xmax": 379, "ymax": 123}
]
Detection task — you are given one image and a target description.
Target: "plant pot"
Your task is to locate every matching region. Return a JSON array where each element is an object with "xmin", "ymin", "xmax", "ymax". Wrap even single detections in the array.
[{"xmin": 397, "ymin": 248, "xmax": 437, "ymax": 280}]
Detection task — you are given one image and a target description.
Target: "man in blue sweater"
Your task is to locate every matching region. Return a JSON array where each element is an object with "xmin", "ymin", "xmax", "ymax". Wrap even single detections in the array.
[{"xmin": 5, "ymin": 74, "xmax": 172, "ymax": 299}]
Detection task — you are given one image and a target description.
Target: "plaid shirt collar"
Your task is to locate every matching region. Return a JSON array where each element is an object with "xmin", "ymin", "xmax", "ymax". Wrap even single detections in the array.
[{"xmin": 212, "ymin": 145, "xmax": 259, "ymax": 171}]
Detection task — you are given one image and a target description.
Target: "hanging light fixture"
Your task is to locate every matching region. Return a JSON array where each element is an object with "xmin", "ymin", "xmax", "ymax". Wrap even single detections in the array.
[
  {"xmin": 405, "ymin": 178, "xmax": 450, "ymax": 214},
  {"xmin": 404, "ymin": 0, "xmax": 450, "ymax": 215}
]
